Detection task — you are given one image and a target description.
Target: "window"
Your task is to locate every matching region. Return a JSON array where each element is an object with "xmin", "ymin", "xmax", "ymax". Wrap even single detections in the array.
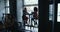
[
  {"xmin": 0, "ymin": 0, "xmax": 10, "ymax": 21},
  {"xmin": 57, "ymin": 3, "xmax": 60, "ymax": 22},
  {"xmin": 49, "ymin": 4, "xmax": 54, "ymax": 20},
  {"xmin": 5, "ymin": 0, "xmax": 10, "ymax": 14},
  {"xmin": 24, "ymin": 0, "xmax": 38, "ymax": 5},
  {"xmin": 24, "ymin": 0, "xmax": 38, "ymax": 32},
  {"xmin": 24, "ymin": 0, "xmax": 38, "ymax": 13}
]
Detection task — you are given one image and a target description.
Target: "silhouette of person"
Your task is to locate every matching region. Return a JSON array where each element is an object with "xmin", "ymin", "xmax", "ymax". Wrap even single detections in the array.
[
  {"xmin": 31, "ymin": 7, "xmax": 38, "ymax": 26},
  {"xmin": 22, "ymin": 7, "xmax": 29, "ymax": 24}
]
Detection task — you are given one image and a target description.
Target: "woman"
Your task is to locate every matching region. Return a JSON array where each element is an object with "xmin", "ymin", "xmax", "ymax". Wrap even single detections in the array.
[
  {"xmin": 32, "ymin": 7, "xmax": 39, "ymax": 26},
  {"xmin": 22, "ymin": 8, "xmax": 29, "ymax": 24}
]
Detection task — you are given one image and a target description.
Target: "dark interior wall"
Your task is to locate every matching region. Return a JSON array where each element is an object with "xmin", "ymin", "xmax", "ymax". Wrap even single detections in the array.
[
  {"xmin": 38, "ymin": 0, "xmax": 49, "ymax": 32},
  {"xmin": 50, "ymin": 0, "xmax": 53, "ymax": 4},
  {"xmin": 49, "ymin": 0, "xmax": 60, "ymax": 3},
  {"xmin": 9, "ymin": 0, "xmax": 17, "ymax": 19},
  {"xmin": 38, "ymin": 0, "xmax": 60, "ymax": 32},
  {"xmin": 58, "ymin": 0, "xmax": 60, "ymax": 3}
]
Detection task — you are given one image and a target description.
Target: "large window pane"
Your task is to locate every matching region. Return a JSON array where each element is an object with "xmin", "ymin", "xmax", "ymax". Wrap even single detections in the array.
[
  {"xmin": 24, "ymin": 6, "xmax": 38, "ymax": 14},
  {"xmin": 0, "ymin": 0, "xmax": 5, "ymax": 21},
  {"xmin": 24, "ymin": 0, "xmax": 38, "ymax": 32},
  {"xmin": 0, "ymin": 0, "xmax": 10, "ymax": 21},
  {"xmin": 57, "ymin": 3, "xmax": 60, "ymax": 22},
  {"xmin": 24, "ymin": 0, "xmax": 38, "ymax": 5}
]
